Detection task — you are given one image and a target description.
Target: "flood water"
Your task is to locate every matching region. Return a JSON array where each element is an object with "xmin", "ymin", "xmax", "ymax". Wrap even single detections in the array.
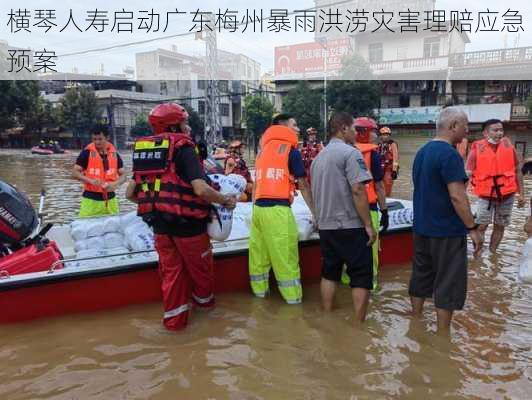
[{"xmin": 1, "ymin": 137, "xmax": 532, "ymax": 399}]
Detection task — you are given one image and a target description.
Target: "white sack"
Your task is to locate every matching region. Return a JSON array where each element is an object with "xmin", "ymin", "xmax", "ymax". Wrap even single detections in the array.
[
  {"xmin": 207, "ymin": 174, "xmax": 247, "ymax": 242},
  {"xmin": 519, "ymin": 239, "xmax": 532, "ymax": 283},
  {"xmin": 127, "ymin": 230, "xmax": 155, "ymax": 252},
  {"xmin": 103, "ymin": 216, "xmax": 121, "ymax": 234},
  {"xmin": 120, "ymin": 212, "xmax": 143, "ymax": 232},
  {"xmin": 104, "ymin": 232, "xmax": 126, "ymax": 249}
]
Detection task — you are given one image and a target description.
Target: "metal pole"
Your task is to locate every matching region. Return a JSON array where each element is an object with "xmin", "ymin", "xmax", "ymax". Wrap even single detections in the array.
[{"xmin": 324, "ymin": 43, "xmax": 328, "ymax": 137}]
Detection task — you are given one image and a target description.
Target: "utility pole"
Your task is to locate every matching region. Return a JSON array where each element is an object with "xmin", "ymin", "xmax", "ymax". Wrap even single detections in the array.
[{"xmin": 203, "ymin": 16, "xmax": 222, "ymax": 150}]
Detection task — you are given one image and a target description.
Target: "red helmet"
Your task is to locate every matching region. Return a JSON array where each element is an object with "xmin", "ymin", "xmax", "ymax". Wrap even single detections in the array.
[
  {"xmin": 354, "ymin": 117, "xmax": 378, "ymax": 143},
  {"xmin": 148, "ymin": 103, "xmax": 189, "ymax": 134}
]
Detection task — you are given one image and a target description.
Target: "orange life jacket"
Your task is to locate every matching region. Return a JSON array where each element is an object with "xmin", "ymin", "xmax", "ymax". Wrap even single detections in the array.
[
  {"xmin": 83, "ymin": 142, "xmax": 119, "ymax": 193},
  {"xmin": 255, "ymin": 126, "xmax": 298, "ymax": 203},
  {"xmin": 132, "ymin": 133, "xmax": 211, "ymax": 221},
  {"xmin": 356, "ymin": 143, "xmax": 378, "ymax": 205},
  {"xmin": 472, "ymin": 138, "xmax": 518, "ymax": 199}
]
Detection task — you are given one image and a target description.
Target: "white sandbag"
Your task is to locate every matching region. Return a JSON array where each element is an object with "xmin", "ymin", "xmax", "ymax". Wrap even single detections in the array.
[
  {"xmin": 103, "ymin": 216, "xmax": 121, "ymax": 234},
  {"xmin": 86, "ymin": 220, "xmax": 105, "ymax": 238},
  {"xmin": 296, "ymin": 217, "xmax": 315, "ymax": 241},
  {"xmin": 207, "ymin": 174, "xmax": 247, "ymax": 242},
  {"xmin": 74, "ymin": 239, "xmax": 89, "ymax": 252},
  {"xmin": 120, "ymin": 212, "xmax": 143, "ymax": 232},
  {"xmin": 104, "ymin": 232, "xmax": 126, "ymax": 249},
  {"xmin": 519, "ymin": 239, "xmax": 532, "ymax": 283},
  {"xmin": 127, "ymin": 230, "xmax": 154, "ymax": 252},
  {"xmin": 84, "ymin": 236, "xmax": 105, "ymax": 251},
  {"xmin": 123, "ymin": 221, "xmax": 152, "ymax": 239},
  {"xmin": 71, "ymin": 225, "xmax": 87, "ymax": 242}
]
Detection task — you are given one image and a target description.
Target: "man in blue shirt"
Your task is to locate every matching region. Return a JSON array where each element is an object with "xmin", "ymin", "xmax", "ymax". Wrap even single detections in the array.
[{"xmin": 410, "ymin": 107, "xmax": 481, "ymax": 336}]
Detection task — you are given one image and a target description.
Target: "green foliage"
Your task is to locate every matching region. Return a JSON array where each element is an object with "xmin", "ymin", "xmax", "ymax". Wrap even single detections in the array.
[
  {"xmin": 58, "ymin": 86, "xmax": 102, "ymax": 140},
  {"xmin": 0, "ymin": 81, "xmax": 42, "ymax": 131},
  {"xmin": 326, "ymin": 54, "xmax": 382, "ymax": 118},
  {"xmin": 129, "ymin": 112, "xmax": 151, "ymax": 137},
  {"xmin": 243, "ymin": 94, "xmax": 275, "ymax": 144},
  {"xmin": 282, "ymin": 81, "xmax": 322, "ymax": 137}
]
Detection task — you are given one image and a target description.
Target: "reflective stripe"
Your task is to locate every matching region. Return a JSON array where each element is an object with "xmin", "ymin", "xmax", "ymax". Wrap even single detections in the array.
[
  {"xmin": 287, "ymin": 299, "xmax": 302, "ymax": 305},
  {"xmin": 201, "ymin": 249, "xmax": 211, "ymax": 259},
  {"xmin": 254, "ymin": 292, "xmax": 268, "ymax": 298},
  {"xmin": 250, "ymin": 273, "xmax": 269, "ymax": 282},
  {"xmin": 277, "ymin": 279, "xmax": 301, "ymax": 288},
  {"xmin": 192, "ymin": 293, "xmax": 214, "ymax": 304},
  {"xmin": 163, "ymin": 304, "xmax": 190, "ymax": 319},
  {"xmin": 135, "ymin": 139, "xmax": 170, "ymax": 150}
]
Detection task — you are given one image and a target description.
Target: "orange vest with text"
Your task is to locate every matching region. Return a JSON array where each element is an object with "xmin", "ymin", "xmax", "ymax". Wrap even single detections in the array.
[
  {"xmin": 255, "ymin": 126, "xmax": 298, "ymax": 203},
  {"xmin": 472, "ymin": 138, "xmax": 518, "ymax": 199},
  {"xmin": 83, "ymin": 142, "xmax": 119, "ymax": 193},
  {"xmin": 356, "ymin": 143, "xmax": 378, "ymax": 205}
]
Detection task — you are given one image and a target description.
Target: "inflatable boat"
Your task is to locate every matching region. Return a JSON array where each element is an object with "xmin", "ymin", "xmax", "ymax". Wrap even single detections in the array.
[
  {"xmin": 0, "ymin": 196, "xmax": 414, "ymax": 324},
  {"xmin": 30, "ymin": 146, "xmax": 68, "ymax": 155}
]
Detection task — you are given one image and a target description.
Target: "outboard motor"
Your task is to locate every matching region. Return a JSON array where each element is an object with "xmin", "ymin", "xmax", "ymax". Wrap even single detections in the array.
[
  {"xmin": 0, "ymin": 180, "xmax": 63, "ymax": 275},
  {"xmin": 0, "ymin": 180, "xmax": 38, "ymax": 248}
]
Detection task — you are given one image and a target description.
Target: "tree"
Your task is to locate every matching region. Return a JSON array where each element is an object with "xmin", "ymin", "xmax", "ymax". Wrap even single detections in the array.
[
  {"xmin": 243, "ymin": 94, "xmax": 275, "ymax": 150},
  {"xmin": 0, "ymin": 81, "xmax": 42, "ymax": 131},
  {"xmin": 58, "ymin": 86, "xmax": 102, "ymax": 140},
  {"xmin": 183, "ymin": 104, "xmax": 203, "ymax": 138},
  {"xmin": 130, "ymin": 112, "xmax": 151, "ymax": 137},
  {"xmin": 282, "ymin": 81, "xmax": 322, "ymax": 136},
  {"xmin": 326, "ymin": 53, "xmax": 382, "ymax": 118}
]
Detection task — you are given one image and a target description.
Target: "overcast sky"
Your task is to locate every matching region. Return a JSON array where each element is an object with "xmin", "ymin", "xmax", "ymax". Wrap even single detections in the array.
[{"xmin": 1, "ymin": 0, "xmax": 530, "ymax": 77}]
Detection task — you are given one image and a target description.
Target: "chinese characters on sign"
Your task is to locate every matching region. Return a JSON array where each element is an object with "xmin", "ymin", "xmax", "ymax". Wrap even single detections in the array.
[{"xmin": 5, "ymin": 8, "xmax": 526, "ymax": 34}]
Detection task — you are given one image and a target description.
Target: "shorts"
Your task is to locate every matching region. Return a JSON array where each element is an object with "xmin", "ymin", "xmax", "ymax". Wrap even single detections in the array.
[
  {"xmin": 409, "ymin": 234, "xmax": 467, "ymax": 311},
  {"xmin": 319, "ymin": 229, "xmax": 373, "ymax": 290},
  {"xmin": 79, "ymin": 197, "xmax": 119, "ymax": 218},
  {"xmin": 475, "ymin": 195, "xmax": 514, "ymax": 227}
]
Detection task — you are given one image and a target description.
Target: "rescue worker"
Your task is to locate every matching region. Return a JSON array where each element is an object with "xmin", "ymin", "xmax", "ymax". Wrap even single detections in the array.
[
  {"xmin": 225, "ymin": 140, "xmax": 253, "ymax": 201},
  {"xmin": 249, "ymin": 113, "xmax": 315, "ymax": 304},
  {"xmin": 72, "ymin": 125, "xmax": 126, "ymax": 217},
  {"xmin": 466, "ymin": 119, "xmax": 525, "ymax": 254},
  {"xmin": 341, "ymin": 117, "xmax": 389, "ymax": 289},
  {"xmin": 377, "ymin": 127, "xmax": 400, "ymax": 197},
  {"xmin": 126, "ymin": 103, "xmax": 236, "ymax": 331},
  {"xmin": 301, "ymin": 127, "xmax": 324, "ymax": 184}
]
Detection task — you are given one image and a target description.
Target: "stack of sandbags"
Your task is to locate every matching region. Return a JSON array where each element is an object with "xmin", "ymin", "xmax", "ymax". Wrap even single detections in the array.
[{"xmin": 71, "ymin": 215, "xmax": 129, "ymax": 260}]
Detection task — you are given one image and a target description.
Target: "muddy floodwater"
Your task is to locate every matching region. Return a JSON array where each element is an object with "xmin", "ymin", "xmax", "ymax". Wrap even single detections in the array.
[{"xmin": 1, "ymin": 137, "xmax": 532, "ymax": 399}]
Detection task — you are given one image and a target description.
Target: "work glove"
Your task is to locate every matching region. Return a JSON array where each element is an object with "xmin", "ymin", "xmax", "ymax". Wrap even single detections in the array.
[
  {"xmin": 380, "ymin": 209, "xmax": 389, "ymax": 233},
  {"xmin": 391, "ymin": 171, "xmax": 398, "ymax": 180}
]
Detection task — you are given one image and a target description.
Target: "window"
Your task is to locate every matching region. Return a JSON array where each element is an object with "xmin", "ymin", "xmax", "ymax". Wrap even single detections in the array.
[
  {"xmin": 219, "ymin": 80, "xmax": 229, "ymax": 92},
  {"xmin": 423, "ymin": 37, "xmax": 440, "ymax": 58},
  {"xmin": 198, "ymin": 80, "xmax": 206, "ymax": 90},
  {"xmin": 198, "ymin": 100, "xmax": 205, "ymax": 115},
  {"xmin": 219, "ymin": 103, "xmax": 230, "ymax": 117},
  {"xmin": 397, "ymin": 46, "xmax": 408, "ymax": 60},
  {"xmin": 159, "ymin": 81, "xmax": 167, "ymax": 95},
  {"xmin": 368, "ymin": 43, "xmax": 383, "ymax": 63}
]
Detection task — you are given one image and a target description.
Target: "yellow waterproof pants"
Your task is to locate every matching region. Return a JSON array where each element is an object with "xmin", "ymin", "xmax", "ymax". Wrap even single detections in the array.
[
  {"xmin": 79, "ymin": 197, "xmax": 120, "ymax": 218},
  {"xmin": 341, "ymin": 210, "xmax": 380, "ymax": 290},
  {"xmin": 248, "ymin": 205, "xmax": 302, "ymax": 304}
]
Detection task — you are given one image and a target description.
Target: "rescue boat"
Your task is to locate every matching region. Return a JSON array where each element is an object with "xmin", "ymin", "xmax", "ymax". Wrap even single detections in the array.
[{"xmin": 0, "ymin": 199, "xmax": 414, "ymax": 324}]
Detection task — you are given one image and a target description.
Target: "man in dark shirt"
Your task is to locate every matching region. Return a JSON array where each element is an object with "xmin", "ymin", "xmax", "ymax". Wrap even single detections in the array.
[
  {"xmin": 410, "ymin": 107, "xmax": 481, "ymax": 336},
  {"xmin": 72, "ymin": 126, "xmax": 126, "ymax": 217}
]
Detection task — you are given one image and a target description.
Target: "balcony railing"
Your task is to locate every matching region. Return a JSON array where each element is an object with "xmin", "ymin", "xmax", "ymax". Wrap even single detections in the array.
[
  {"xmin": 450, "ymin": 47, "xmax": 532, "ymax": 68},
  {"xmin": 370, "ymin": 56, "xmax": 449, "ymax": 75}
]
